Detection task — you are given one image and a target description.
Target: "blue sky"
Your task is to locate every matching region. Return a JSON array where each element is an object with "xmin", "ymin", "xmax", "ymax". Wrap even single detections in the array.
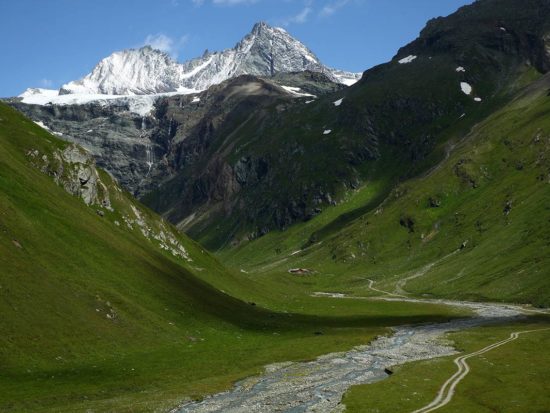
[{"xmin": 0, "ymin": 0, "xmax": 473, "ymax": 97}]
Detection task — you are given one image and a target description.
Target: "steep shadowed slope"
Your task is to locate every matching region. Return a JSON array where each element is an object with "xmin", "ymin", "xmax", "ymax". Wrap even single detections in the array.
[
  {"xmin": 141, "ymin": 0, "xmax": 550, "ymax": 250},
  {"xmin": 223, "ymin": 70, "xmax": 550, "ymax": 307}
]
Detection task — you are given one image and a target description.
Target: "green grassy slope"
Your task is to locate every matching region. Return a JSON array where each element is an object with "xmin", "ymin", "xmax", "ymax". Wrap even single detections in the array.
[
  {"xmin": 221, "ymin": 72, "xmax": 550, "ymax": 307},
  {"xmin": 0, "ymin": 103, "xmax": 465, "ymax": 412}
]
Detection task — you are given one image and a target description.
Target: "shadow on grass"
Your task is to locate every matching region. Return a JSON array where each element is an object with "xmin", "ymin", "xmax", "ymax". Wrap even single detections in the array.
[{"xmin": 152, "ymin": 255, "xmax": 467, "ymax": 333}]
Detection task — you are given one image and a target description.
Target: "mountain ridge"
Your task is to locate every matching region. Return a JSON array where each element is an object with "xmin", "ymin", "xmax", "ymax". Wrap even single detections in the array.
[{"xmin": 25, "ymin": 22, "xmax": 360, "ymax": 99}]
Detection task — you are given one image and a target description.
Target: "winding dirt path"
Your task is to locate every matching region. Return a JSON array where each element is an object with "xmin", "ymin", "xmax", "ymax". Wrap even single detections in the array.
[
  {"xmin": 366, "ymin": 279, "xmax": 407, "ymax": 298},
  {"xmin": 411, "ymin": 328, "xmax": 550, "ymax": 413},
  {"xmin": 363, "ymin": 278, "xmax": 550, "ymax": 413}
]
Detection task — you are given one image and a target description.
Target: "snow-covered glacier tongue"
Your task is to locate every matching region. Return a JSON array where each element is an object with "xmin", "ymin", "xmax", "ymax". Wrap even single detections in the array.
[{"xmin": 18, "ymin": 22, "xmax": 361, "ymax": 115}]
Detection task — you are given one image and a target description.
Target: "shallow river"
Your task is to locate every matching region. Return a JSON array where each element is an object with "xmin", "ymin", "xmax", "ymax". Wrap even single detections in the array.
[{"xmin": 171, "ymin": 299, "xmax": 523, "ymax": 413}]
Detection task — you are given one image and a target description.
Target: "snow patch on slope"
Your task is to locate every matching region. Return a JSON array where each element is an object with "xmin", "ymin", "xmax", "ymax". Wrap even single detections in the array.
[
  {"xmin": 33, "ymin": 120, "xmax": 50, "ymax": 131},
  {"xmin": 332, "ymin": 71, "xmax": 361, "ymax": 86},
  {"xmin": 460, "ymin": 82, "xmax": 472, "ymax": 95},
  {"xmin": 398, "ymin": 55, "xmax": 417, "ymax": 64},
  {"xmin": 281, "ymin": 85, "xmax": 316, "ymax": 98}
]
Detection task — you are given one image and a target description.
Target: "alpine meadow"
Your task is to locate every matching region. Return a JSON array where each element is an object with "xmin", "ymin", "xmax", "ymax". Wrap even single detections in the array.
[{"xmin": 1, "ymin": 0, "xmax": 549, "ymax": 412}]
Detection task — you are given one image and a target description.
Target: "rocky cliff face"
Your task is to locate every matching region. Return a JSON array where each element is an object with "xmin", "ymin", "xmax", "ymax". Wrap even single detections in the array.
[
  {"xmin": 26, "ymin": 143, "xmax": 112, "ymax": 208},
  {"xmin": 11, "ymin": 72, "xmax": 343, "ymax": 198},
  {"xmin": 12, "ymin": 101, "xmax": 164, "ymax": 196}
]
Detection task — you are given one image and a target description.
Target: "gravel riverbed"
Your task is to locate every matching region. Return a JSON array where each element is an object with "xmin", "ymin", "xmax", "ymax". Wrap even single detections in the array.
[{"xmin": 171, "ymin": 299, "xmax": 524, "ymax": 413}]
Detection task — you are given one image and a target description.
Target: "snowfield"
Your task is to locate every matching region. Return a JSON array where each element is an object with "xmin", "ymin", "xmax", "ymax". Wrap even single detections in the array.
[
  {"xmin": 35, "ymin": 22, "xmax": 360, "ymax": 99},
  {"xmin": 18, "ymin": 88, "xmax": 198, "ymax": 116},
  {"xmin": 281, "ymin": 85, "xmax": 316, "ymax": 98}
]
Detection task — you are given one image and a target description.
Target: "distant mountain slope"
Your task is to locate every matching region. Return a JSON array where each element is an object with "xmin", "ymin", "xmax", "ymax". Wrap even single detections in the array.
[
  {"xmin": 140, "ymin": 0, "xmax": 550, "ymax": 248},
  {"xmin": 224, "ymin": 71, "xmax": 550, "ymax": 307},
  {"xmin": 23, "ymin": 22, "xmax": 359, "ymax": 100}
]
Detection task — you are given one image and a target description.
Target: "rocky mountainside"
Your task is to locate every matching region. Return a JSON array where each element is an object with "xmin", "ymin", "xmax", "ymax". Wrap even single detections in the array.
[
  {"xmin": 57, "ymin": 22, "xmax": 360, "ymax": 97},
  {"xmin": 10, "ymin": 71, "xmax": 343, "ymax": 196},
  {"xmin": 142, "ymin": 0, "xmax": 550, "ymax": 248},
  {"xmin": 9, "ymin": 0, "xmax": 550, "ymax": 250}
]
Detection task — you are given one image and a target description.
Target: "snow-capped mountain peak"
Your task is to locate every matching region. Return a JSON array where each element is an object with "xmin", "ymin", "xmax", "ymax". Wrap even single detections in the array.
[
  {"xmin": 57, "ymin": 22, "xmax": 360, "ymax": 97},
  {"xmin": 60, "ymin": 46, "xmax": 186, "ymax": 95}
]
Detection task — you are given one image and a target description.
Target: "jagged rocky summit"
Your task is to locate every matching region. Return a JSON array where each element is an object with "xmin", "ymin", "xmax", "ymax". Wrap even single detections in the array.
[{"xmin": 20, "ymin": 22, "xmax": 360, "ymax": 102}]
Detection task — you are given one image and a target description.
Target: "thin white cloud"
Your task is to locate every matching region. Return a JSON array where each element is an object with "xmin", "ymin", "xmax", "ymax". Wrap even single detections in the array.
[
  {"xmin": 144, "ymin": 33, "xmax": 173, "ymax": 53},
  {"xmin": 40, "ymin": 78, "xmax": 53, "ymax": 88},
  {"xmin": 143, "ymin": 33, "xmax": 189, "ymax": 58},
  {"xmin": 319, "ymin": 0, "xmax": 350, "ymax": 17},
  {"xmin": 281, "ymin": 1, "xmax": 313, "ymax": 26},
  {"xmin": 291, "ymin": 6, "xmax": 312, "ymax": 23}
]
